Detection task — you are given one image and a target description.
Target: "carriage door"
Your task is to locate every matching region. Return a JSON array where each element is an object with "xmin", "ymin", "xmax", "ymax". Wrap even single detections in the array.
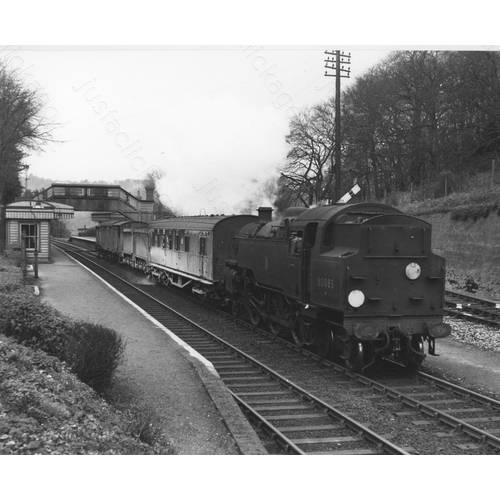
[
  {"xmin": 302, "ymin": 222, "xmax": 318, "ymax": 303},
  {"xmin": 199, "ymin": 233, "xmax": 207, "ymax": 278}
]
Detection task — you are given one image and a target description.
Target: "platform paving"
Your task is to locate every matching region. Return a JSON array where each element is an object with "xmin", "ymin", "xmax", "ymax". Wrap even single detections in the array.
[
  {"xmin": 37, "ymin": 245, "xmax": 267, "ymax": 455},
  {"xmin": 425, "ymin": 337, "xmax": 500, "ymax": 399}
]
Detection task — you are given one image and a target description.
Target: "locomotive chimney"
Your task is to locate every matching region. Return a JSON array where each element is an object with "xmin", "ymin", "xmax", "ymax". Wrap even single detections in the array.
[{"xmin": 258, "ymin": 206, "xmax": 273, "ymax": 222}]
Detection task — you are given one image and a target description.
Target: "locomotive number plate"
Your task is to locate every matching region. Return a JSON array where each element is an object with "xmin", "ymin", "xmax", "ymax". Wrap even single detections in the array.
[{"xmin": 318, "ymin": 277, "xmax": 335, "ymax": 289}]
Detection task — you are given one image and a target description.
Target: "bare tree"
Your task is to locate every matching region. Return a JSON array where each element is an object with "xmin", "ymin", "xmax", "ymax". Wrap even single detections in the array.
[
  {"xmin": 0, "ymin": 60, "xmax": 56, "ymax": 205},
  {"xmin": 279, "ymin": 100, "xmax": 336, "ymax": 207}
]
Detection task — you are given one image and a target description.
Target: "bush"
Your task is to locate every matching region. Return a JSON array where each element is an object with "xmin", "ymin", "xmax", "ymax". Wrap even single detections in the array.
[
  {"xmin": 3, "ymin": 245, "xmax": 23, "ymax": 267},
  {"xmin": 0, "ymin": 255, "xmax": 24, "ymax": 293},
  {"xmin": 126, "ymin": 405, "xmax": 165, "ymax": 447},
  {"xmin": 64, "ymin": 321, "xmax": 126, "ymax": 392},
  {"xmin": 0, "ymin": 289, "xmax": 70, "ymax": 359},
  {"xmin": 0, "ymin": 284, "xmax": 126, "ymax": 393}
]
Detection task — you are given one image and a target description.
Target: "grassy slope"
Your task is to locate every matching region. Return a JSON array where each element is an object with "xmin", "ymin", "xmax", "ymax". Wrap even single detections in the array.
[{"xmin": 398, "ymin": 185, "xmax": 500, "ymax": 299}]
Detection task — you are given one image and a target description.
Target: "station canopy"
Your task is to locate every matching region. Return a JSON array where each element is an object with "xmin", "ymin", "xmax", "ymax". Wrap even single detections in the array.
[{"xmin": 5, "ymin": 200, "xmax": 75, "ymax": 220}]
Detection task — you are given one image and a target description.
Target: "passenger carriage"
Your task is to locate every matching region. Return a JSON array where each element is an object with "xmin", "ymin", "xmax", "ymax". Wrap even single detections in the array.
[{"xmin": 147, "ymin": 213, "xmax": 260, "ymax": 300}]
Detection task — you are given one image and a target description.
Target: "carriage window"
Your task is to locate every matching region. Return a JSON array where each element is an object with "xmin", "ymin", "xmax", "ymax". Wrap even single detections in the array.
[
  {"xmin": 157, "ymin": 230, "xmax": 162, "ymax": 247},
  {"xmin": 200, "ymin": 236, "xmax": 207, "ymax": 256},
  {"xmin": 168, "ymin": 231, "xmax": 173, "ymax": 249},
  {"xmin": 152, "ymin": 230, "xmax": 157, "ymax": 247},
  {"xmin": 162, "ymin": 233, "xmax": 166, "ymax": 249},
  {"xmin": 185, "ymin": 236, "xmax": 190, "ymax": 253},
  {"xmin": 175, "ymin": 231, "xmax": 180, "ymax": 250}
]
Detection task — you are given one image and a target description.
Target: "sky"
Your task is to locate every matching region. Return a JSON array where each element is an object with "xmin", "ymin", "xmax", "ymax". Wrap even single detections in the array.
[
  {"xmin": 1, "ymin": 0, "xmax": 495, "ymax": 218},
  {"xmin": 1, "ymin": 45, "xmax": 395, "ymax": 215}
]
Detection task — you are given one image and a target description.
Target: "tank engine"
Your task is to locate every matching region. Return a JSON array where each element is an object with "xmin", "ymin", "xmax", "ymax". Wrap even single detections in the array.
[{"xmin": 225, "ymin": 202, "xmax": 451, "ymax": 371}]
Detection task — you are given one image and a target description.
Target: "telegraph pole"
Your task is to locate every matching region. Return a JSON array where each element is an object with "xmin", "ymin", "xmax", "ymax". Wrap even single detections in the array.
[{"xmin": 324, "ymin": 50, "xmax": 351, "ymax": 201}]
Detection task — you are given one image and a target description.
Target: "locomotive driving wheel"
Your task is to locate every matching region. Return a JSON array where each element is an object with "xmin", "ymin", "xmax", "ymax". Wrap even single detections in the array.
[
  {"xmin": 292, "ymin": 318, "xmax": 307, "ymax": 348},
  {"xmin": 404, "ymin": 335, "xmax": 425, "ymax": 371},
  {"xmin": 315, "ymin": 323, "xmax": 334, "ymax": 359},
  {"xmin": 248, "ymin": 301, "xmax": 261, "ymax": 327},
  {"xmin": 231, "ymin": 299, "xmax": 241, "ymax": 319},
  {"xmin": 269, "ymin": 321, "xmax": 281, "ymax": 336},
  {"xmin": 267, "ymin": 293, "xmax": 283, "ymax": 336},
  {"xmin": 345, "ymin": 341, "xmax": 364, "ymax": 372}
]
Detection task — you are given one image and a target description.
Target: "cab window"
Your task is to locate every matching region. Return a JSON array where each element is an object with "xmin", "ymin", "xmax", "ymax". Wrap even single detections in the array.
[
  {"xmin": 304, "ymin": 223, "xmax": 317, "ymax": 248},
  {"xmin": 289, "ymin": 231, "xmax": 303, "ymax": 255}
]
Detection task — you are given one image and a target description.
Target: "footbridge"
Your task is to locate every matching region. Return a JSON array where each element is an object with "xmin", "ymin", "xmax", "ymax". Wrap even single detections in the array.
[{"xmin": 32, "ymin": 183, "xmax": 155, "ymax": 223}]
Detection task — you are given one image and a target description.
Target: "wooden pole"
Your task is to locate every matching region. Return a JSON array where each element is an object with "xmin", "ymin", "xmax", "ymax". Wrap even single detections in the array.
[
  {"xmin": 21, "ymin": 230, "xmax": 27, "ymax": 278},
  {"xmin": 34, "ymin": 233, "xmax": 39, "ymax": 278},
  {"xmin": 335, "ymin": 50, "xmax": 341, "ymax": 202}
]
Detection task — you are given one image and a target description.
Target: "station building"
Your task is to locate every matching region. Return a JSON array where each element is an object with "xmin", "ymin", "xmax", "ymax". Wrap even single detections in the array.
[{"xmin": 3, "ymin": 199, "xmax": 74, "ymax": 262}]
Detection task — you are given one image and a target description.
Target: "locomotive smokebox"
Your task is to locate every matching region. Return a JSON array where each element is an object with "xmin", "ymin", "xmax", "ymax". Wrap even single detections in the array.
[{"xmin": 258, "ymin": 207, "xmax": 273, "ymax": 222}]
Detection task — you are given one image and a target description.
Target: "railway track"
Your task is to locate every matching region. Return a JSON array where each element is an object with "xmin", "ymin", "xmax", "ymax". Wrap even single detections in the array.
[
  {"xmin": 52, "ymin": 241, "xmax": 409, "ymax": 455},
  {"xmin": 53, "ymin": 240, "xmax": 500, "ymax": 454},
  {"xmin": 445, "ymin": 289, "xmax": 500, "ymax": 326},
  {"xmin": 207, "ymin": 305, "xmax": 500, "ymax": 454}
]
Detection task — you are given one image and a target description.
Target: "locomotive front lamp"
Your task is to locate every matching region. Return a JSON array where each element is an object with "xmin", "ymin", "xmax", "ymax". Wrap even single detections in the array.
[
  {"xmin": 405, "ymin": 262, "xmax": 421, "ymax": 280},
  {"xmin": 348, "ymin": 290, "xmax": 365, "ymax": 308}
]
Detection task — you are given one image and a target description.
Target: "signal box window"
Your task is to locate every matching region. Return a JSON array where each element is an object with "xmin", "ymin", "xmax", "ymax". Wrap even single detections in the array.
[{"xmin": 20, "ymin": 223, "xmax": 38, "ymax": 250}]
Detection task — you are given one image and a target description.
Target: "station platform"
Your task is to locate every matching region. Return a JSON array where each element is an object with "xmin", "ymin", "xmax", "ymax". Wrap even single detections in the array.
[
  {"xmin": 37, "ymin": 245, "xmax": 267, "ymax": 455},
  {"xmin": 67, "ymin": 235, "xmax": 96, "ymax": 251}
]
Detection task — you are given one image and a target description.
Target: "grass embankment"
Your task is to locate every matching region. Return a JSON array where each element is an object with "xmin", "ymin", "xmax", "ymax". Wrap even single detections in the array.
[
  {"xmin": 402, "ymin": 185, "xmax": 500, "ymax": 221},
  {"xmin": 398, "ymin": 185, "xmax": 500, "ymax": 298},
  {"xmin": 0, "ymin": 253, "xmax": 172, "ymax": 455}
]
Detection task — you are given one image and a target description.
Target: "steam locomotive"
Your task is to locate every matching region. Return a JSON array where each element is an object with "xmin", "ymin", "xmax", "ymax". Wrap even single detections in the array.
[{"xmin": 96, "ymin": 202, "xmax": 451, "ymax": 371}]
